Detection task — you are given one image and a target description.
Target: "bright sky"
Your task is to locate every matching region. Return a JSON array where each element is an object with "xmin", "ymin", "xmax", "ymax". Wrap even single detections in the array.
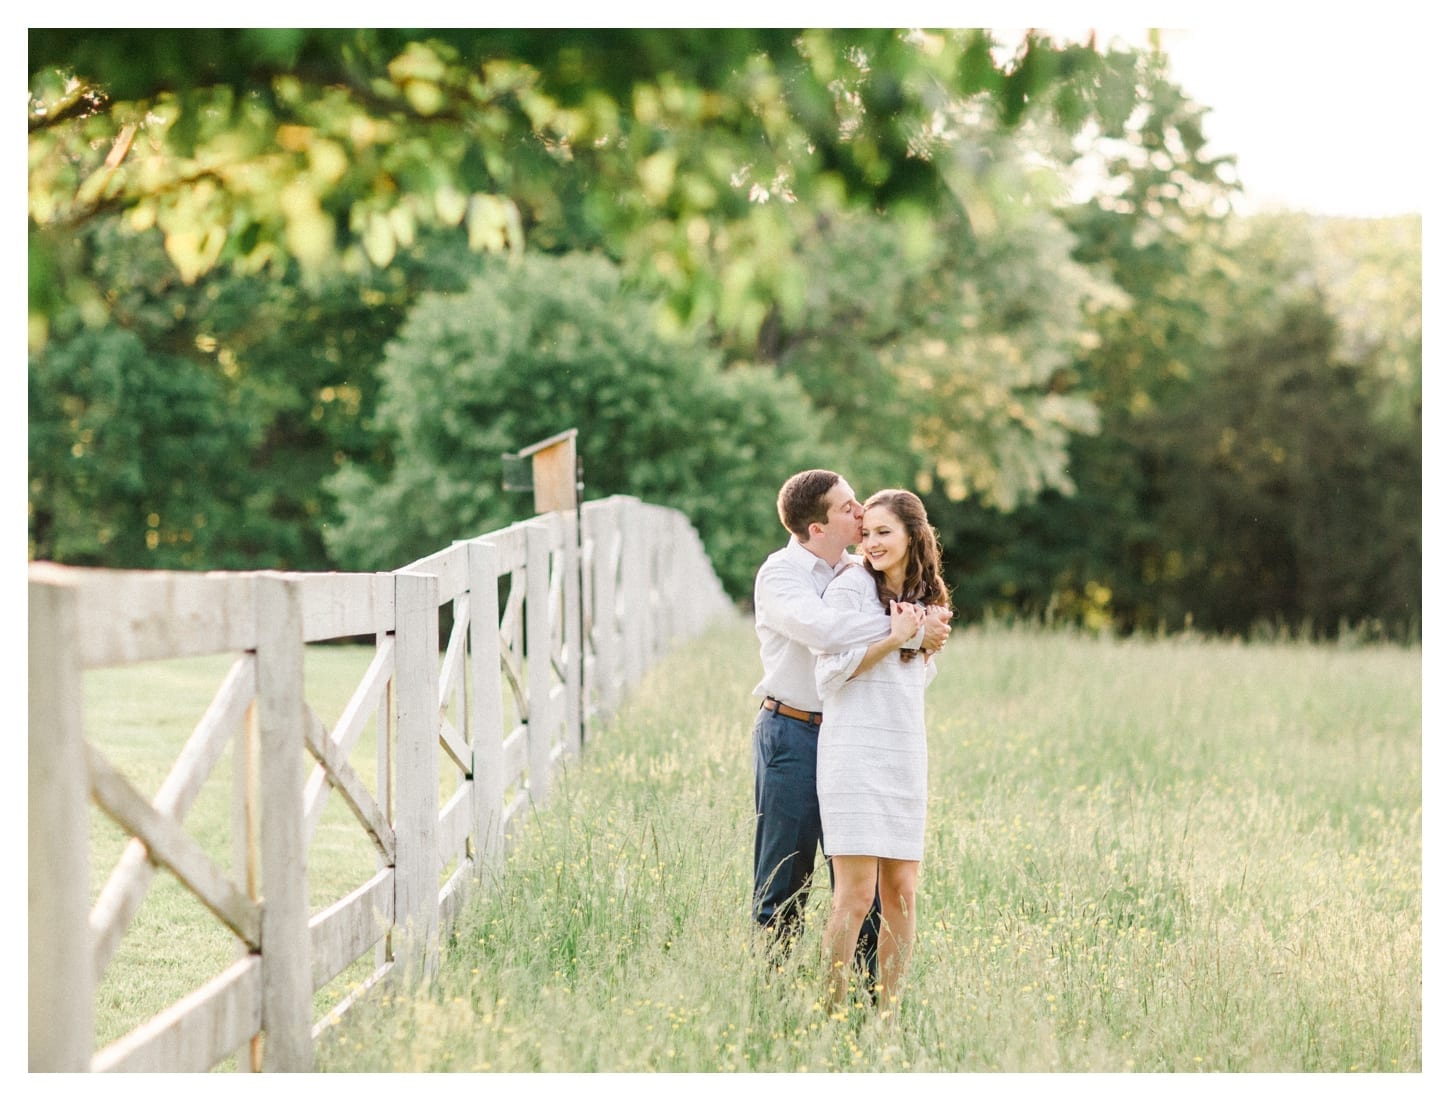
[
  {"xmin": 970, "ymin": 16, "xmax": 1430, "ymax": 219},
  {"xmin": 793, "ymin": 4, "xmax": 1435, "ymax": 219},
  {"xmin": 1146, "ymin": 25, "xmax": 1427, "ymax": 218}
]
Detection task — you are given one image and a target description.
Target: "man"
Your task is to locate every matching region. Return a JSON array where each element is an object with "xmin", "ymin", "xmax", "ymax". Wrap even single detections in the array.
[{"xmin": 751, "ymin": 469, "xmax": 951, "ymax": 977}]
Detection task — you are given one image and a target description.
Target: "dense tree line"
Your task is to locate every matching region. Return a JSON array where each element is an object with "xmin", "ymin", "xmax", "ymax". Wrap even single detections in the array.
[{"xmin": 28, "ymin": 30, "xmax": 1420, "ymax": 636}]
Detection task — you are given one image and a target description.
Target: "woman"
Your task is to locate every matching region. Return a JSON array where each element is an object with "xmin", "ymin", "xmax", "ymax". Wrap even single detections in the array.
[{"xmin": 815, "ymin": 489, "xmax": 951, "ymax": 1012}]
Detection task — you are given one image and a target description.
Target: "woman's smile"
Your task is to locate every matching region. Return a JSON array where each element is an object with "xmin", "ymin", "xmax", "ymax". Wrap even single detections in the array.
[{"xmin": 860, "ymin": 505, "xmax": 909, "ymax": 586}]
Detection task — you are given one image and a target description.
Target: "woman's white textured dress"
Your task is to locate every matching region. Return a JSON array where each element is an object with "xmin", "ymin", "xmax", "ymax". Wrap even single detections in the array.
[{"xmin": 815, "ymin": 564, "xmax": 937, "ymax": 861}]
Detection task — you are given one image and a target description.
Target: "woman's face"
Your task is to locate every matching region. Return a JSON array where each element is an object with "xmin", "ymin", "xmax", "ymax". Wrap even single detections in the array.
[{"xmin": 860, "ymin": 504, "xmax": 909, "ymax": 581}]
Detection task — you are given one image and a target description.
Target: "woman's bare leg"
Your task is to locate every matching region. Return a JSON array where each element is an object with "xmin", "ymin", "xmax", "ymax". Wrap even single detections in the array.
[
  {"xmin": 822, "ymin": 855, "xmax": 879, "ymax": 1007},
  {"xmin": 876, "ymin": 858, "xmax": 920, "ymax": 1011}
]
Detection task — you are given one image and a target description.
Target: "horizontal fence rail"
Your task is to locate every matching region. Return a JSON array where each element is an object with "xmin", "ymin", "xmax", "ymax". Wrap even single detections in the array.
[{"xmin": 28, "ymin": 497, "xmax": 733, "ymax": 1072}]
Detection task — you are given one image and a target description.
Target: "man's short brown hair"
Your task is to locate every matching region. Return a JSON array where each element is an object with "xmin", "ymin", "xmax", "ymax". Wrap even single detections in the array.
[{"xmin": 776, "ymin": 469, "xmax": 843, "ymax": 540}]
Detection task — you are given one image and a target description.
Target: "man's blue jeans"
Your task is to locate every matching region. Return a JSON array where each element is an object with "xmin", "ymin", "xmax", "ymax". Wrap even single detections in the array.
[{"xmin": 751, "ymin": 704, "xmax": 878, "ymax": 974}]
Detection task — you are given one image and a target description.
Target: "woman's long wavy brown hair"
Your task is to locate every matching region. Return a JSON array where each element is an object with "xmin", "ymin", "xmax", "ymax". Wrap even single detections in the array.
[{"xmin": 861, "ymin": 489, "xmax": 951, "ymax": 661}]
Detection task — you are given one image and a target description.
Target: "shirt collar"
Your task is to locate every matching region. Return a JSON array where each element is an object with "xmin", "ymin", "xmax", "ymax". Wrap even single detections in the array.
[
  {"xmin": 784, "ymin": 536, "xmax": 858, "ymax": 581},
  {"xmin": 784, "ymin": 536, "xmax": 834, "ymax": 570}
]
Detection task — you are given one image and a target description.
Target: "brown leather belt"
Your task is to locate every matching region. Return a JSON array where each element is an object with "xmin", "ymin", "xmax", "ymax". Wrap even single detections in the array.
[{"xmin": 761, "ymin": 697, "xmax": 823, "ymax": 725}]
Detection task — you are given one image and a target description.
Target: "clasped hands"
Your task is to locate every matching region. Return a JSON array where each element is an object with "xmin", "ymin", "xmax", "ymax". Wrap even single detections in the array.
[{"xmin": 888, "ymin": 601, "xmax": 953, "ymax": 654}]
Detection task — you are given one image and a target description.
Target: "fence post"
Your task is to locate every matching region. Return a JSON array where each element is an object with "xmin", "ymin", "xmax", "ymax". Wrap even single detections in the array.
[
  {"xmin": 591, "ymin": 500, "xmax": 624, "ymax": 722},
  {"xmin": 253, "ymin": 574, "xmax": 313, "ymax": 1071},
  {"xmin": 647, "ymin": 507, "xmax": 666, "ymax": 660},
  {"xmin": 664, "ymin": 512, "xmax": 686, "ymax": 642},
  {"xmin": 28, "ymin": 576, "xmax": 94, "ymax": 1071},
  {"xmin": 525, "ymin": 519, "xmax": 555, "ymax": 804},
  {"xmin": 619, "ymin": 498, "xmax": 647, "ymax": 692},
  {"xmin": 578, "ymin": 508, "xmax": 597, "ymax": 735},
  {"xmin": 561, "ymin": 508, "xmax": 583, "ymax": 758},
  {"xmin": 233, "ymin": 691, "xmax": 260, "ymax": 1072},
  {"xmin": 394, "ymin": 570, "xmax": 440, "ymax": 981},
  {"xmin": 467, "ymin": 539, "xmax": 506, "ymax": 878}
]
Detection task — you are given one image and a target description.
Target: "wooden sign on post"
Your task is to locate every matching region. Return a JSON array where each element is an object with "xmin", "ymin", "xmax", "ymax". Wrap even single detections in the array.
[{"xmin": 505, "ymin": 429, "xmax": 578, "ymax": 514}]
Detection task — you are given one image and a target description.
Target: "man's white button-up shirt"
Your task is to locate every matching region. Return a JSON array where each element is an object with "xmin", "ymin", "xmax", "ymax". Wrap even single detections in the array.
[{"xmin": 751, "ymin": 538, "xmax": 888, "ymax": 711}]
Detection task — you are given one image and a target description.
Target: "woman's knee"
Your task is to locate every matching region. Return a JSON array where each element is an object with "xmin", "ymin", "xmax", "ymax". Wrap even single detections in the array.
[
  {"xmin": 833, "ymin": 882, "xmax": 877, "ymax": 917},
  {"xmin": 878, "ymin": 865, "xmax": 919, "ymax": 911},
  {"xmin": 830, "ymin": 866, "xmax": 878, "ymax": 917}
]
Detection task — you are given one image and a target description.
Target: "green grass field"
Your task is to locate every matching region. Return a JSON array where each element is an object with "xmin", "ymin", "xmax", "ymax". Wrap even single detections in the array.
[
  {"xmin": 301, "ymin": 620, "xmax": 1422, "ymax": 1073},
  {"xmin": 75, "ymin": 618, "xmax": 1421, "ymax": 1072}
]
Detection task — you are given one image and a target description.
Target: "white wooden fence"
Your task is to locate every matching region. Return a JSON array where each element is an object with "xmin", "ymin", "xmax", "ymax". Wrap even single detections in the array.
[{"xmin": 28, "ymin": 497, "xmax": 732, "ymax": 1072}]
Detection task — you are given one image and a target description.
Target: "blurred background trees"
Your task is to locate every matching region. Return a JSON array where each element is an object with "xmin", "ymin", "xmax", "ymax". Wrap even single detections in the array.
[{"xmin": 28, "ymin": 28, "xmax": 1420, "ymax": 638}]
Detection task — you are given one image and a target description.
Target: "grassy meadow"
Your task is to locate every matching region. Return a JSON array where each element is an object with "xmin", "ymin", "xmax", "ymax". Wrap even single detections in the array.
[{"xmin": 302, "ymin": 619, "xmax": 1422, "ymax": 1073}]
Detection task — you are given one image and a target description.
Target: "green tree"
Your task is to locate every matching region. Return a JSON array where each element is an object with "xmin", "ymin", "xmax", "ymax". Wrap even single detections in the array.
[
  {"xmin": 29, "ymin": 28, "xmax": 1148, "ymax": 349},
  {"xmin": 324, "ymin": 252, "xmax": 832, "ymax": 598},
  {"xmin": 1143, "ymin": 298, "xmax": 1419, "ymax": 635},
  {"xmin": 946, "ymin": 201, "xmax": 1422, "ymax": 636},
  {"xmin": 932, "ymin": 62, "xmax": 1244, "ymax": 628},
  {"xmin": 1224, "ymin": 212, "xmax": 1422, "ymax": 427},
  {"xmin": 765, "ymin": 149, "xmax": 1117, "ymax": 513},
  {"xmin": 51, "ymin": 26, "xmax": 1347, "ymax": 625},
  {"xmin": 27, "ymin": 219, "xmax": 478, "ymax": 569},
  {"xmin": 29, "ymin": 321, "xmax": 257, "ymax": 567}
]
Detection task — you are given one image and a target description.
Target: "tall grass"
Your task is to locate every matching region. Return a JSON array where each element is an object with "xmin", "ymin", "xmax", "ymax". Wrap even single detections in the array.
[{"xmin": 314, "ymin": 621, "xmax": 1421, "ymax": 1072}]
